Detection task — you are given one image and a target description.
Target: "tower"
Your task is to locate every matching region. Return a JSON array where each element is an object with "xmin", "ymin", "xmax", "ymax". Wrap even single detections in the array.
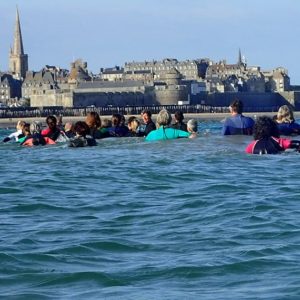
[
  {"xmin": 237, "ymin": 48, "xmax": 246, "ymax": 68},
  {"xmin": 238, "ymin": 48, "xmax": 242, "ymax": 66},
  {"xmin": 9, "ymin": 7, "xmax": 28, "ymax": 79}
]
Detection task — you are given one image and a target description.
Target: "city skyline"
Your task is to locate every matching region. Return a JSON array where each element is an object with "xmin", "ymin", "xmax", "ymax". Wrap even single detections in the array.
[{"xmin": 1, "ymin": 0, "xmax": 300, "ymax": 84}]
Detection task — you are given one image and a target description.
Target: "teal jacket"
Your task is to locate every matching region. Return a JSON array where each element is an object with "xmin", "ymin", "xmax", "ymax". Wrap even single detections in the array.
[{"xmin": 145, "ymin": 126, "xmax": 190, "ymax": 141}]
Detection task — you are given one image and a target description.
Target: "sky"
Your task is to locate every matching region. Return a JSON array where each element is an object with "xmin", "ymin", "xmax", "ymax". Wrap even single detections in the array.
[{"xmin": 0, "ymin": 0, "xmax": 300, "ymax": 83}]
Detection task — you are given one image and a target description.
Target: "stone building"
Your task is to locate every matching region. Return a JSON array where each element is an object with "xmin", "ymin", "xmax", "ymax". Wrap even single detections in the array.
[
  {"xmin": 124, "ymin": 58, "xmax": 209, "ymax": 81},
  {"xmin": 263, "ymin": 67, "xmax": 290, "ymax": 92},
  {"xmin": 23, "ymin": 59, "xmax": 93, "ymax": 107},
  {"xmin": 23, "ymin": 66, "xmax": 72, "ymax": 107},
  {"xmin": 206, "ymin": 59, "xmax": 290, "ymax": 93},
  {"xmin": 72, "ymin": 68, "xmax": 188, "ymax": 107},
  {"xmin": 153, "ymin": 68, "xmax": 188, "ymax": 105},
  {"xmin": 123, "ymin": 70, "xmax": 154, "ymax": 83},
  {"xmin": 22, "ymin": 67, "xmax": 66, "ymax": 98},
  {"xmin": 68, "ymin": 59, "xmax": 91, "ymax": 84},
  {"xmin": 0, "ymin": 73, "xmax": 21, "ymax": 104},
  {"xmin": 9, "ymin": 8, "xmax": 28, "ymax": 80},
  {"xmin": 206, "ymin": 61, "xmax": 245, "ymax": 80},
  {"xmin": 73, "ymin": 80, "xmax": 152, "ymax": 107},
  {"xmin": 206, "ymin": 78, "xmax": 225, "ymax": 93},
  {"xmin": 99, "ymin": 66, "xmax": 124, "ymax": 81},
  {"xmin": 245, "ymin": 73, "xmax": 266, "ymax": 93}
]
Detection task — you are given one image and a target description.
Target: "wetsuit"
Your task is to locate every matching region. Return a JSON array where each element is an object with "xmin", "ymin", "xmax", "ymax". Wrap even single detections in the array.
[
  {"xmin": 68, "ymin": 136, "xmax": 97, "ymax": 147},
  {"xmin": 146, "ymin": 126, "xmax": 190, "ymax": 141},
  {"xmin": 108, "ymin": 125, "xmax": 129, "ymax": 137},
  {"xmin": 21, "ymin": 134, "xmax": 55, "ymax": 146},
  {"xmin": 277, "ymin": 122, "xmax": 300, "ymax": 136},
  {"xmin": 64, "ymin": 130, "xmax": 76, "ymax": 139},
  {"xmin": 245, "ymin": 137, "xmax": 299, "ymax": 154},
  {"xmin": 171, "ymin": 122, "xmax": 188, "ymax": 132},
  {"xmin": 41, "ymin": 127, "xmax": 61, "ymax": 141},
  {"xmin": 144, "ymin": 121, "xmax": 156, "ymax": 136},
  {"xmin": 222, "ymin": 114, "xmax": 254, "ymax": 135},
  {"xmin": 2, "ymin": 129, "xmax": 24, "ymax": 143}
]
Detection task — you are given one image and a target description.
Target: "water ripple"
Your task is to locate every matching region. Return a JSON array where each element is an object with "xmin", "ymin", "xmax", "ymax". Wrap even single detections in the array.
[{"xmin": 1, "ymin": 125, "xmax": 300, "ymax": 299}]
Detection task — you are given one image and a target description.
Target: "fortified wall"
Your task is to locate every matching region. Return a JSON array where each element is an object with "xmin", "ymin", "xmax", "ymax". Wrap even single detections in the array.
[
  {"xmin": 190, "ymin": 92, "xmax": 297, "ymax": 112},
  {"xmin": 30, "ymin": 91, "xmax": 73, "ymax": 107},
  {"xmin": 72, "ymin": 69, "xmax": 189, "ymax": 107}
]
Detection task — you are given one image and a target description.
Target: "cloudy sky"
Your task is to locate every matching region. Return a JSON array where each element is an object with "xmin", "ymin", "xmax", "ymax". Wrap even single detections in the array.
[{"xmin": 0, "ymin": 0, "xmax": 299, "ymax": 83}]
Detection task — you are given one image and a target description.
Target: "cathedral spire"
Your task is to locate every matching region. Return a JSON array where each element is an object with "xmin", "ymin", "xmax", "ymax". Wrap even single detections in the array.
[
  {"xmin": 9, "ymin": 7, "xmax": 28, "ymax": 79},
  {"xmin": 12, "ymin": 7, "xmax": 24, "ymax": 55},
  {"xmin": 238, "ymin": 48, "xmax": 242, "ymax": 66}
]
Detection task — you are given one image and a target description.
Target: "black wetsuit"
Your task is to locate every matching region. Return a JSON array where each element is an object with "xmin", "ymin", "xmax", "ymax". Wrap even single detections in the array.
[
  {"xmin": 144, "ymin": 121, "xmax": 156, "ymax": 136},
  {"xmin": 68, "ymin": 136, "xmax": 97, "ymax": 147},
  {"xmin": 252, "ymin": 138, "xmax": 284, "ymax": 154},
  {"xmin": 171, "ymin": 122, "xmax": 188, "ymax": 132}
]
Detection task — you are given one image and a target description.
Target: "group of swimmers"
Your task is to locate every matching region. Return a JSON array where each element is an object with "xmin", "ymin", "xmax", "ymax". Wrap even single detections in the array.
[
  {"xmin": 1, "ymin": 109, "xmax": 198, "ymax": 148},
  {"xmin": 2, "ymin": 101, "xmax": 300, "ymax": 155},
  {"xmin": 222, "ymin": 100, "xmax": 300, "ymax": 154}
]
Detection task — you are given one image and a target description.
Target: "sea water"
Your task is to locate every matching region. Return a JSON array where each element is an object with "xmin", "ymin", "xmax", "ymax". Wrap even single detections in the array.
[{"xmin": 0, "ymin": 120, "xmax": 300, "ymax": 299}]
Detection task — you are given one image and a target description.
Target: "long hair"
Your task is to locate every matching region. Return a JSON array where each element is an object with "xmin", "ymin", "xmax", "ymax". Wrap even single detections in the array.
[
  {"xmin": 86, "ymin": 111, "xmax": 101, "ymax": 129},
  {"xmin": 277, "ymin": 105, "xmax": 295, "ymax": 124},
  {"xmin": 46, "ymin": 115, "xmax": 57, "ymax": 125},
  {"xmin": 128, "ymin": 117, "xmax": 140, "ymax": 132},
  {"xmin": 174, "ymin": 111, "xmax": 184, "ymax": 123},
  {"xmin": 253, "ymin": 116, "xmax": 280, "ymax": 140},
  {"xmin": 16, "ymin": 120, "xmax": 26, "ymax": 131}
]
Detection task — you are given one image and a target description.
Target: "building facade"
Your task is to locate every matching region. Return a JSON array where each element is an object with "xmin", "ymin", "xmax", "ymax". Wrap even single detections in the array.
[
  {"xmin": 0, "ymin": 73, "xmax": 21, "ymax": 104},
  {"xmin": 205, "ymin": 52, "xmax": 290, "ymax": 93},
  {"xmin": 124, "ymin": 58, "xmax": 209, "ymax": 81}
]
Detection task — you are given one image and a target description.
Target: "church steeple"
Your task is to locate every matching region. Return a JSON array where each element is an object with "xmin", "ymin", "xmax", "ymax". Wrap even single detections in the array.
[
  {"xmin": 12, "ymin": 8, "xmax": 24, "ymax": 55},
  {"xmin": 238, "ymin": 48, "xmax": 242, "ymax": 66},
  {"xmin": 9, "ymin": 7, "xmax": 28, "ymax": 79},
  {"xmin": 237, "ymin": 48, "xmax": 247, "ymax": 69}
]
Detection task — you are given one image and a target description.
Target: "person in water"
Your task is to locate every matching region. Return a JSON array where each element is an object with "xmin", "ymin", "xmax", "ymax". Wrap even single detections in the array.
[
  {"xmin": 21, "ymin": 121, "xmax": 56, "ymax": 146},
  {"xmin": 145, "ymin": 109, "xmax": 191, "ymax": 141},
  {"xmin": 222, "ymin": 99, "xmax": 255, "ymax": 135},
  {"xmin": 85, "ymin": 111, "xmax": 102, "ymax": 139},
  {"xmin": 68, "ymin": 121, "xmax": 97, "ymax": 147},
  {"xmin": 171, "ymin": 111, "xmax": 188, "ymax": 132},
  {"xmin": 187, "ymin": 119, "xmax": 198, "ymax": 138},
  {"xmin": 41, "ymin": 115, "xmax": 63, "ymax": 141},
  {"xmin": 98, "ymin": 118, "xmax": 112, "ymax": 138},
  {"xmin": 274, "ymin": 105, "xmax": 300, "ymax": 136},
  {"xmin": 245, "ymin": 116, "xmax": 300, "ymax": 154},
  {"xmin": 2, "ymin": 120, "xmax": 26, "ymax": 143},
  {"xmin": 127, "ymin": 116, "xmax": 142, "ymax": 137},
  {"xmin": 108, "ymin": 113, "xmax": 129, "ymax": 137},
  {"xmin": 141, "ymin": 109, "xmax": 156, "ymax": 136},
  {"xmin": 64, "ymin": 122, "xmax": 76, "ymax": 139},
  {"xmin": 18, "ymin": 123, "xmax": 31, "ymax": 144}
]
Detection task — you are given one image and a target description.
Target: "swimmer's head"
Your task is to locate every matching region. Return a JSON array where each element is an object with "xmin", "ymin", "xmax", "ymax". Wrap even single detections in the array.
[
  {"xmin": 30, "ymin": 121, "xmax": 42, "ymax": 134},
  {"xmin": 187, "ymin": 119, "xmax": 198, "ymax": 133},
  {"xmin": 16, "ymin": 120, "xmax": 26, "ymax": 131}
]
